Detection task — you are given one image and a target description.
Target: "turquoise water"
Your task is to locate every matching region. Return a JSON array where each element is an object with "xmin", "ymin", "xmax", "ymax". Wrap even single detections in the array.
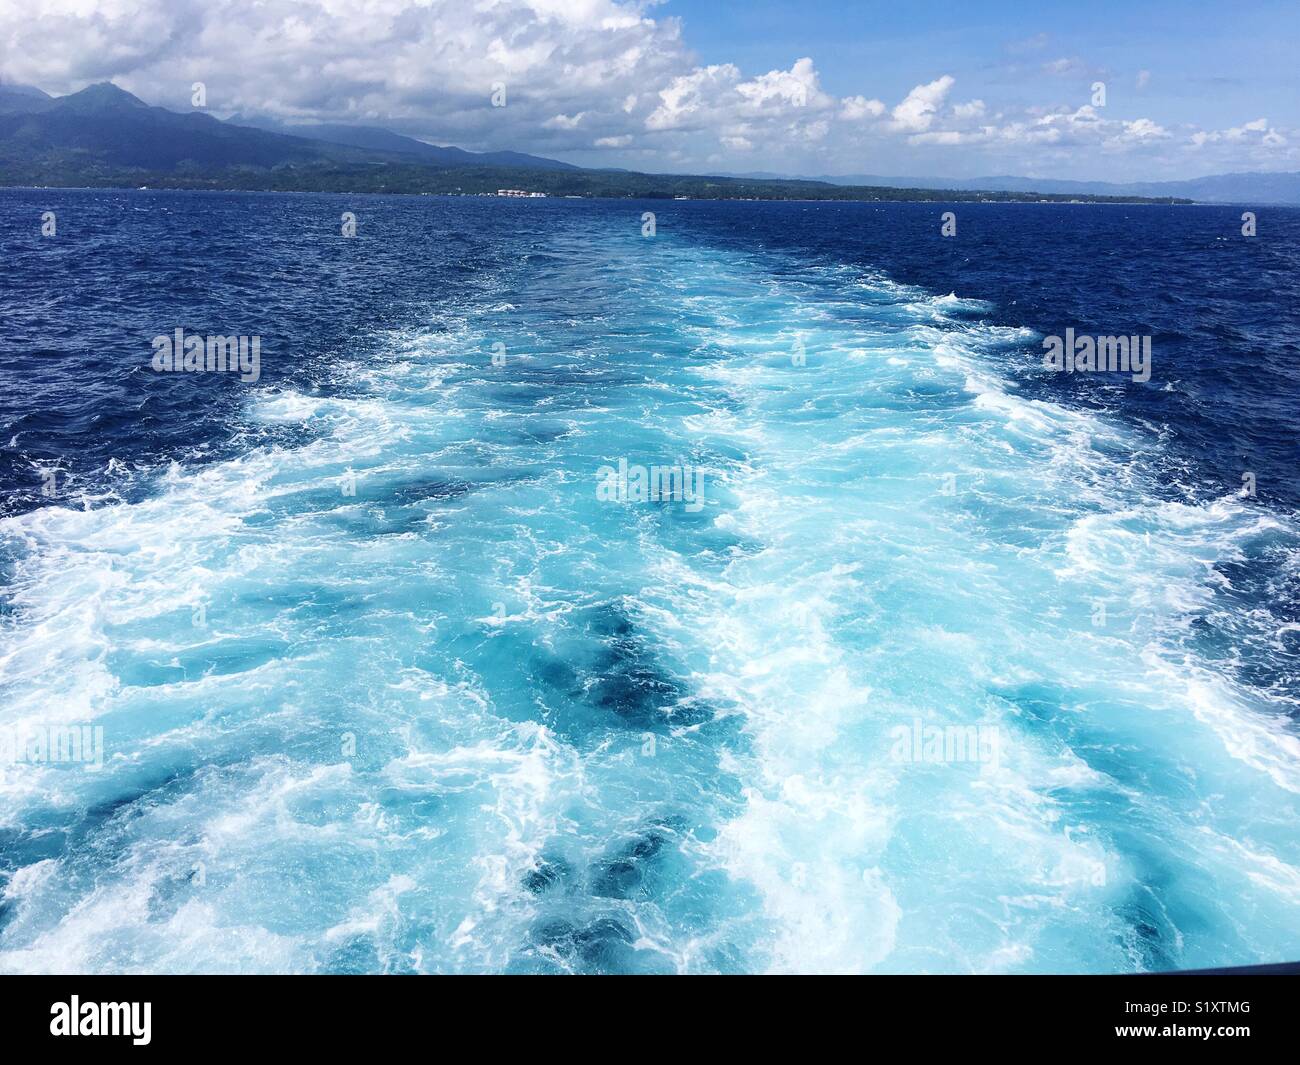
[{"xmin": 1, "ymin": 197, "xmax": 1299, "ymax": 973}]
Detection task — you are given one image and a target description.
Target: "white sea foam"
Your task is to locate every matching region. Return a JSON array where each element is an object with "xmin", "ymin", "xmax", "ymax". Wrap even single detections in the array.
[{"xmin": 1, "ymin": 234, "xmax": 1298, "ymax": 975}]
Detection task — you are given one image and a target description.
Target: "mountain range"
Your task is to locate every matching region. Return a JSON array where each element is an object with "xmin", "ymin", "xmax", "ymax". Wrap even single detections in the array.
[
  {"xmin": 0, "ymin": 82, "xmax": 572, "ymax": 174},
  {"xmin": 223, "ymin": 113, "xmax": 581, "ymax": 172}
]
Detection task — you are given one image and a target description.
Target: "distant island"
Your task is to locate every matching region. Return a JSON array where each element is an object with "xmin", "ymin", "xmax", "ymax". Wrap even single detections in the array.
[{"xmin": 0, "ymin": 82, "xmax": 1193, "ymax": 204}]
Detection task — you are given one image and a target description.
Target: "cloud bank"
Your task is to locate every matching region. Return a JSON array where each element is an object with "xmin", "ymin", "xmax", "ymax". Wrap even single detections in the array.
[{"xmin": 0, "ymin": 0, "xmax": 1292, "ymax": 178}]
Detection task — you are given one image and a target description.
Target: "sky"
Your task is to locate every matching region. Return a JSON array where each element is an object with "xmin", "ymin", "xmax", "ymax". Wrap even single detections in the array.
[{"xmin": 1, "ymin": 0, "xmax": 1297, "ymax": 181}]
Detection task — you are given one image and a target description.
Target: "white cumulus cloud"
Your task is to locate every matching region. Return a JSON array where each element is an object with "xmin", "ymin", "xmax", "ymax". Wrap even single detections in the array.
[
  {"xmin": 890, "ymin": 75, "xmax": 954, "ymax": 132},
  {"xmin": 841, "ymin": 95, "xmax": 886, "ymax": 121}
]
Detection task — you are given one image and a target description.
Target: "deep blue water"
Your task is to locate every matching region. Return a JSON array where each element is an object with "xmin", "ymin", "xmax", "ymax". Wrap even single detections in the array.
[{"xmin": 1, "ymin": 189, "xmax": 1298, "ymax": 973}]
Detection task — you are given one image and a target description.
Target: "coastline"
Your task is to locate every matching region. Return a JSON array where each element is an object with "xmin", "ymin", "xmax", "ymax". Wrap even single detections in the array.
[{"xmin": 0, "ymin": 180, "xmax": 1194, "ymax": 205}]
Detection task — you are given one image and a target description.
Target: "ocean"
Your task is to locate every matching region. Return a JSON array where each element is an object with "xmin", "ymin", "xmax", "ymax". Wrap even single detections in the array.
[{"xmin": 1, "ymin": 189, "xmax": 1298, "ymax": 973}]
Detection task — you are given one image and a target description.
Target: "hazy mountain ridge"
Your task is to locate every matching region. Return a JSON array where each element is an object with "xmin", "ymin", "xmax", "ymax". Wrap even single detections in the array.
[
  {"xmin": 225, "ymin": 114, "xmax": 580, "ymax": 171},
  {"xmin": 732, "ymin": 170, "xmax": 1300, "ymax": 204}
]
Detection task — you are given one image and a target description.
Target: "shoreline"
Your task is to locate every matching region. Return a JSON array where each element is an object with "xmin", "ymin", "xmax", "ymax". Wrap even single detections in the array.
[{"xmin": 0, "ymin": 182, "xmax": 1199, "ymax": 206}]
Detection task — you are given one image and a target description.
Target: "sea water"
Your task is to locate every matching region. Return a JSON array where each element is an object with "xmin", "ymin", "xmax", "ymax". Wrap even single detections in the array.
[{"xmin": 0, "ymin": 192, "xmax": 1298, "ymax": 973}]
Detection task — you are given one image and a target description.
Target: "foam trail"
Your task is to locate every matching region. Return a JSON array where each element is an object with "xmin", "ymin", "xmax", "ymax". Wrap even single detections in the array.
[{"xmin": 2, "ymin": 219, "xmax": 1298, "ymax": 974}]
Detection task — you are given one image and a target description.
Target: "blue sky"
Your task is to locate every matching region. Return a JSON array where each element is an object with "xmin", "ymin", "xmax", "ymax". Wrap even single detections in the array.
[
  {"xmin": 655, "ymin": 0, "xmax": 1300, "ymax": 176},
  {"xmin": 666, "ymin": 0, "xmax": 1297, "ymax": 125},
  {"xmin": 4, "ymin": 0, "xmax": 1297, "ymax": 180}
]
